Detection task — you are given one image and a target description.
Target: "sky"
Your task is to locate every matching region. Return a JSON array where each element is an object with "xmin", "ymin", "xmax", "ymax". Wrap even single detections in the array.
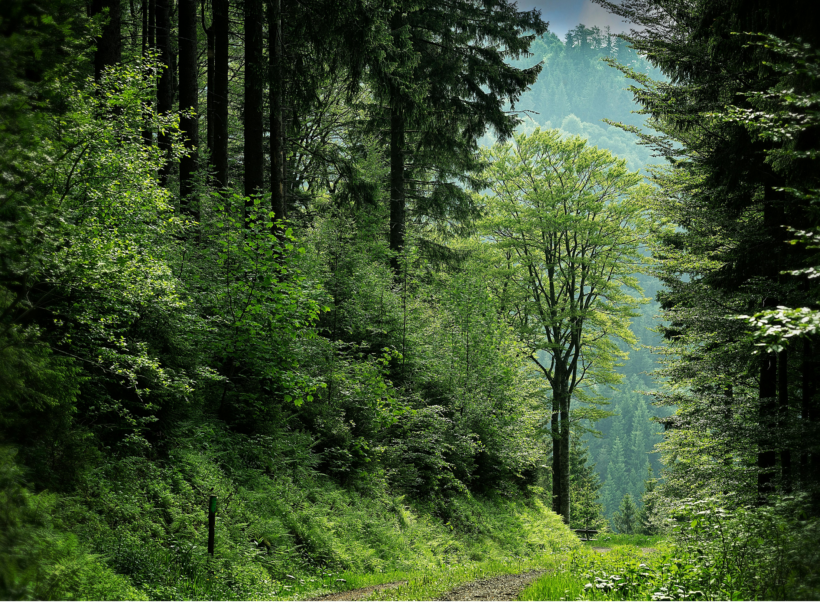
[{"xmin": 515, "ymin": 0, "xmax": 632, "ymax": 41}]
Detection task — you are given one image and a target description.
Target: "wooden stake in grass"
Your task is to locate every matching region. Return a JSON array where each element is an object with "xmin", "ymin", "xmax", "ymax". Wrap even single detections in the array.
[{"xmin": 208, "ymin": 495, "xmax": 217, "ymax": 556}]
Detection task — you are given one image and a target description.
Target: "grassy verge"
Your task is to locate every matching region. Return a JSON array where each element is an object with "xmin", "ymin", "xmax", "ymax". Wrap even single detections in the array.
[
  {"xmin": 47, "ymin": 424, "xmax": 580, "ymax": 600},
  {"xmin": 518, "ymin": 536, "xmax": 670, "ymax": 602}
]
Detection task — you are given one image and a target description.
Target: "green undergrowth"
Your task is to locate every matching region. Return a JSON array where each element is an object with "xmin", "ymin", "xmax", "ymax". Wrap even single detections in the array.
[
  {"xmin": 583, "ymin": 533, "xmax": 666, "ymax": 548},
  {"xmin": 518, "ymin": 540, "xmax": 668, "ymax": 601},
  {"xmin": 15, "ymin": 421, "xmax": 580, "ymax": 600}
]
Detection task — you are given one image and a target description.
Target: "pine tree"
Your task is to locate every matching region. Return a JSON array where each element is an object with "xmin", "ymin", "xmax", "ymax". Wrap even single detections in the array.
[
  {"xmin": 636, "ymin": 462, "xmax": 661, "ymax": 535},
  {"xmin": 612, "ymin": 492, "xmax": 639, "ymax": 534},
  {"xmin": 602, "ymin": 436, "xmax": 627, "ymax": 516}
]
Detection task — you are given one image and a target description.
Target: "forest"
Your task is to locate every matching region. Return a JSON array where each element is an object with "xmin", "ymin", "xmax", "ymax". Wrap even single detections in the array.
[{"xmin": 0, "ymin": 0, "xmax": 818, "ymax": 600}]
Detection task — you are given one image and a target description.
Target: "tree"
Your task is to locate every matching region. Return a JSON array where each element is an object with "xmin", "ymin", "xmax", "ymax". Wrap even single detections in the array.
[
  {"xmin": 212, "ymin": 0, "xmax": 229, "ymax": 188},
  {"xmin": 612, "ymin": 492, "xmax": 639, "ymax": 534},
  {"xmin": 178, "ymin": 0, "xmax": 198, "ymax": 208},
  {"xmin": 594, "ymin": 0, "xmax": 820, "ymax": 507},
  {"xmin": 478, "ymin": 128, "xmax": 652, "ymax": 523},
  {"xmin": 569, "ymin": 430, "xmax": 607, "ymax": 530},
  {"xmin": 244, "ymin": 0, "xmax": 264, "ymax": 203},
  {"xmin": 369, "ymin": 0, "xmax": 547, "ymax": 274}
]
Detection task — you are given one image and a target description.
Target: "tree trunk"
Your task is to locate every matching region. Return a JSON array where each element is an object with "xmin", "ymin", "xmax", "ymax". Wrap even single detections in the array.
[
  {"xmin": 268, "ymin": 0, "xmax": 285, "ymax": 223},
  {"xmin": 203, "ymin": 0, "xmax": 214, "ymax": 162},
  {"xmin": 389, "ymin": 104, "xmax": 405, "ymax": 275},
  {"xmin": 778, "ymin": 348, "xmax": 791, "ymax": 492},
  {"xmin": 757, "ymin": 351, "xmax": 777, "ymax": 501},
  {"xmin": 244, "ymin": 0, "xmax": 264, "ymax": 208},
  {"xmin": 802, "ymin": 337, "xmax": 818, "ymax": 491},
  {"xmin": 213, "ymin": 0, "xmax": 230, "ymax": 189},
  {"xmin": 179, "ymin": 0, "xmax": 199, "ymax": 212},
  {"xmin": 141, "ymin": 0, "xmax": 155, "ymax": 146},
  {"xmin": 156, "ymin": 0, "xmax": 173, "ymax": 186},
  {"xmin": 388, "ymin": 10, "xmax": 406, "ymax": 275},
  {"xmin": 92, "ymin": 0, "xmax": 122, "ymax": 81},
  {"xmin": 550, "ymin": 387, "xmax": 563, "ymax": 520},
  {"xmin": 559, "ymin": 393, "xmax": 571, "ymax": 524}
]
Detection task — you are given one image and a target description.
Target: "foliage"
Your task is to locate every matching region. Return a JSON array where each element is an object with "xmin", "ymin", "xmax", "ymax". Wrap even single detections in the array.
[
  {"xmin": 611, "ymin": 494, "xmax": 639, "ymax": 535},
  {"xmin": 476, "ymin": 127, "xmax": 653, "ymax": 521}
]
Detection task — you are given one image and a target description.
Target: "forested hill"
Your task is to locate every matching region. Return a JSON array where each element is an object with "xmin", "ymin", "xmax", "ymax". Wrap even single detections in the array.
[{"xmin": 486, "ymin": 25, "xmax": 664, "ymax": 171}]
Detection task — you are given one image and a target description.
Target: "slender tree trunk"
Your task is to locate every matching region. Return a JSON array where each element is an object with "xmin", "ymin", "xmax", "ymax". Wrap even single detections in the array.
[
  {"xmin": 212, "ymin": 0, "xmax": 230, "ymax": 188},
  {"xmin": 388, "ymin": 10, "xmax": 406, "ymax": 275},
  {"xmin": 757, "ymin": 350, "xmax": 778, "ymax": 501},
  {"xmin": 244, "ymin": 0, "xmax": 264, "ymax": 209},
  {"xmin": 551, "ymin": 387, "xmax": 562, "ymax": 519},
  {"xmin": 141, "ymin": 0, "xmax": 154, "ymax": 146},
  {"xmin": 778, "ymin": 349, "xmax": 791, "ymax": 492},
  {"xmin": 179, "ymin": 0, "xmax": 199, "ymax": 212},
  {"xmin": 389, "ymin": 105, "xmax": 405, "ymax": 275},
  {"xmin": 92, "ymin": 0, "xmax": 122, "ymax": 80},
  {"xmin": 559, "ymin": 393, "xmax": 571, "ymax": 524},
  {"xmin": 802, "ymin": 337, "xmax": 818, "ymax": 492},
  {"xmin": 156, "ymin": 0, "xmax": 173, "ymax": 186},
  {"xmin": 202, "ymin": 0, "xmax": 214, "ymax": 161},
  {"xmin": 268, "ymin": 0, "xmax": 285, "ymax": 222}
]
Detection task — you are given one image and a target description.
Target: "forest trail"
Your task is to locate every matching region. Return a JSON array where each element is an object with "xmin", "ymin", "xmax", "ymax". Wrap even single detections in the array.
[{"xmin": 312, "ymin": 570, "xmax": 547, "ymax": 601}]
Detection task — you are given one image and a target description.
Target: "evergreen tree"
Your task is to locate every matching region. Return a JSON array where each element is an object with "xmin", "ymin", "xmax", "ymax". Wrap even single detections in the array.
[
  {"xmin": 612, "ymin": 492, "xmax": 639, "ymax": 534},
  {"xmin": 602, "ymin": 436, "xmax": 627, "ymax": 516},
  {"xmin": 595, "ymin": 0, "xmax": 820, "ymax": 506}
]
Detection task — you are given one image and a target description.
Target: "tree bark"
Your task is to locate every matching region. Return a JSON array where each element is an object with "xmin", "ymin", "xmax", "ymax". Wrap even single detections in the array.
[
  {"xmin": 801, "ymin": 337, "xmax": 818, "ymax": 490},
  {"xmin": 778, "ymin": 348, "xmax": 791, "ymax": 492},
  {"xmin": 551, "ymin": 390, "xmax": 561, "ymax": 518},
  {"xmin": 268, "ymin": 0, "xmax": 285, "ymax": 223},
  {"xmin": 388, "ymin": 10, "xmax": 406, "ymax": 275},
  {"xmin": 156, "ymin": 0, "xmax": 173, "ymax": 186},
  {"xmin": 92, "ymin": 0, "xmax": 122, "ymax": 81},
  {"xmin": 141, "ymin": 0, "xmax": 155, "ymax": 146},
  {"xmin": 179, "ymin": 0, "xmax": 199, "ymax": 212},
  {"xmin": 389, "ymin": 105, "xmax": 405, "ymax": 275},
  {"xmin": 757, "ymin": 350, "xmax": 777, "ymax": 501},
  {"xmin": 244, "ymin": 0, "xmax": 264, "ymax": 208},
  {"xmin": 559, "ymin": 392, "xmax": 571, "ymax": 524},
  {"xmin": 212, "ymin": 0, "xmax": 230, "ymax": 189},
  {"xmin": 202, "ymin": 0, "xmax": 214, "ymax": 162}
]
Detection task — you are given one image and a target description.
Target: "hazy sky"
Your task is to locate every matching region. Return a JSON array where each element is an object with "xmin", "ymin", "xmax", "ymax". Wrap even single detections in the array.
[{"xmin": 516, "ymin": 0, "xmax": 631, "ymax": 41}]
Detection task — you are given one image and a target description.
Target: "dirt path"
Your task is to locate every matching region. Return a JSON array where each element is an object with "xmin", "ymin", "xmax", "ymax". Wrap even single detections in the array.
[
  {"xmin": 312, "ymin": 570, "xmax": 546, "ymax": 602},
  {"xmin": 435, "ymin": 569, "xmax": 547, "ymax": 601}
]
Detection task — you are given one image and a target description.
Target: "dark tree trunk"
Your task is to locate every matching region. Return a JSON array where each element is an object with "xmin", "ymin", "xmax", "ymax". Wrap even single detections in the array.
[
  {"xmin": 179, "ymin": 0, "xmax": 199, "ymax": 212},
  {"xmin": 778, "ymin": 349, "xmax": 791, "ymax": 492},
  {"xmin": 202, "ymin": 0, "xmax": 214, "ymax": 161},
  {"xmin": 92, "ymin": 0, "xmax": 122, "ymax": 81},
  {"xmin": 559, "ymin": 395, "xmax": 571, "ymax": 524},
  {"xmin": 268, "ymin": 0, "xmax": 285, "ymax": 223},
  {"xmin": 156, "ymin": 0, "xmax": 173, "ymax": 186},
  {"xmin": 212, "ymin": 0, "xmax": 230, "ymax": 188},
  {"xmin": 550, "ymin": 388, "xmax": 562, "ymax": 520},
  {"xmin": 141, "ymin": 0, "xmax": 155, "ymax": 146},
  {"xmin": 244, "ymin": 0, "xmax": 264, "ymax": 207},
  {"xmin": 757, "ymin": 351, "xmax": 778, "ymax": 501},
  {"xmin": 388, "ymin": 10, "xmax": 406, "ymax": 275},
  {"xmin": 389, "ymin": 105, "xmax": 405, "ymax": 275},
  {"xmin": 802, "ymin": 337, "xmax": 818, "ymax": 491}
]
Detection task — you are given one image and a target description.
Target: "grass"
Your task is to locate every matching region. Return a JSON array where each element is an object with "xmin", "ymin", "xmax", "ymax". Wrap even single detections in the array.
[
  {"xmin": 56, "ymin": 426, "xmax": 583, "ymax": 601},
  {"xmin": 518, "ymin": 536, "xmax": 670, "ymax": 602},
  {"xmin": 584, "ymin": 533, "xmax": 667, "ymax": 548}
]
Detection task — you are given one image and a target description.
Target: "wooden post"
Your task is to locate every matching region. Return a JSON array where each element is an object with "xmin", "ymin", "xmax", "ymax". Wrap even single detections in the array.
[{"xmin": 208, "ymin": 495, "xmax": 217, "ymax": 556}]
